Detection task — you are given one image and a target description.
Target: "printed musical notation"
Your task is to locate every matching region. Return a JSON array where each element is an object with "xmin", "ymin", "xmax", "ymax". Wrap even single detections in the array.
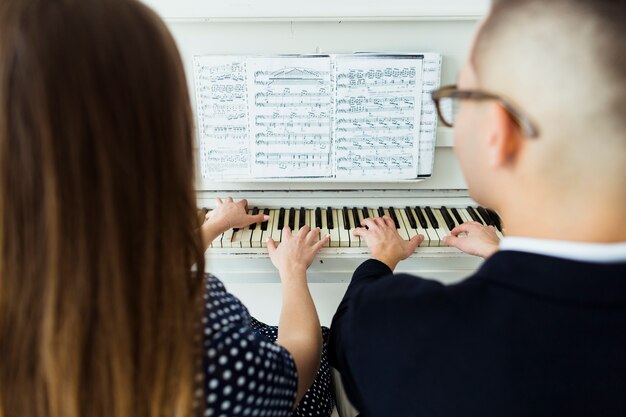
[
  {"xmin": 247, "ymin": 56, "xmax": 333, "ymax": 178},
  {"xmin": 194, "ymin": 56, "xmax": 250, "ymax": 178},
  {"xmin": 192, "ymin": 53, "xmax": 441, "ymax": 180},
  {"xmin": 334, "ymin": 55, "xmax": 423, "ymax": 179}
]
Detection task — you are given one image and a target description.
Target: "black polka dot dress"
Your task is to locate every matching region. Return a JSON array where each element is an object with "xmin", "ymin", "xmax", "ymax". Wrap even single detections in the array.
[{"xmin": 202, "ymin": 274, "xmax": 334, "ymax": 417}]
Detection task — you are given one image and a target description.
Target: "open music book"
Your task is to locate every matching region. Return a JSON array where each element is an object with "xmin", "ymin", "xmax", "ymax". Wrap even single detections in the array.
[{"xmin": 193, "ymin": 53, "xmax": 441, "ymax": 180}]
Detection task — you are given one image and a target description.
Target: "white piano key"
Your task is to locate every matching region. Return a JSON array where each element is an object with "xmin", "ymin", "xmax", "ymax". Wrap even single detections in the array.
[
  {"xmin": 417, "ymin": 207, "xmax": 438, "ymax": 247},
  {"xmin": 336, "ymin": 209, "xmax": 350, "ymax": 247},
  {"xmin": 329, "ymin": 209, "xmax": 340, "ymax": 248},
  {"xmin": 270, "ymin": 209, "xmax": 283, "ymax": 244},
  {"xmin": 260, "ymin": 209, "xmax": 275, "ymax": 248},
  {"xmin": 399, "ymin": 208, "xmax": 419, "ymax": 240},
  {"xmin": 240, "ymin": 210, "xmax": 254, "ymax": 248},
  {"xmin": 222, "ymin": 227, "xmax": 235, "ymax": 248},
  {"xmin": 320, "ymin": 208, "xmax": 331, "ymax": 247},
  {"xmin": 393, "ymin": 207, "xmax": 411, "ymax": 241},
  {"xmin": 230, "ymin": 228, "xmax": 243, "ymax": 248},
  {"xmin": 347, "ymin": 208, "xmax": 360, "ymax": 247}
]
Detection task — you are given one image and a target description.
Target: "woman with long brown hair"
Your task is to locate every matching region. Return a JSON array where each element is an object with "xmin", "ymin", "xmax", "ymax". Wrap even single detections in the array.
[{"xmin": 0, "ymin": 0, "xmax": 332, "ymax": 416}]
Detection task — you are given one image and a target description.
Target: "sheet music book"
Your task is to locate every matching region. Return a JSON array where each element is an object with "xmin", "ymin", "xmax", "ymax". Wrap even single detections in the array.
[{"xmin": 193, "ymin": 53, "xmax": 441, "ymax": 180}]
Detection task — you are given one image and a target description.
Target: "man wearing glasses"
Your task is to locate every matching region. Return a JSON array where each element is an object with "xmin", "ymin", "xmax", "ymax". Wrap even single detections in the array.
[{"xmin": 330, "ymin": 0, "xmax": 626, "ymax": 416}]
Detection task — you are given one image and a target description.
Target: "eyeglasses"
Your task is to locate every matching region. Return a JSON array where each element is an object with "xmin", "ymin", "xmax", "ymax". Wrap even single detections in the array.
[{"xmin": 431, "ymin": 85, "xmax": 540, "ymax": 138}]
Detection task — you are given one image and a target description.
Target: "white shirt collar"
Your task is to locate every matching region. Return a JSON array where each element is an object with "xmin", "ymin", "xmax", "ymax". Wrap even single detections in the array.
[{"xmin": 499, "ymin": 237, "xmax": 626, "ymax": 264}]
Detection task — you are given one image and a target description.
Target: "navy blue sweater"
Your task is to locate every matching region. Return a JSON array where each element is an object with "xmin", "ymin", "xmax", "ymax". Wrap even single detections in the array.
[{"xmin": 329, "ymin": 251, "xmax": 626, "ymax": 417}]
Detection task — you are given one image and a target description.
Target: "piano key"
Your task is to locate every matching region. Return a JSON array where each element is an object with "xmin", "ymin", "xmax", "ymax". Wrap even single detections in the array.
[
  {"xmin": 485, "ymin": 208, "xmax": 503, "ymax": 231},
  {"xmin": 263, "ymin": 209, "xmax": 277, "ymax": 247},
  {"xmin": 351, "ymin": 207, "xmax": 360, "ymax": 226},
  {"xmin": 466, "ymin": 206, "xmax": 483, "ymax": 224},
  {"xmin": 432, "ymin": 208, "xmax": 452, "ymax": 242},
  {"xmin": 342, "ymin": 207, "xmax": 351, "ymax": 231},
  {"xmin": 249, "ymin": 207, "xmax": 260, "ymax": 230},
  {"xmin": 320, "ymin": 208, "xmax": 331, "ymax": 247},
  {"xmin": 240, "ymin": 210, "xmax": 255, "ymax": 248},
  {"xmin": 299, "ymin": 207, "xmax": 307, "ymax": 228},
  {"xmin": 424, "ymin": 206, "xmax": 439, "ymax": 229},
  {"xmin": 211, "ymin": 230, "xmax": 224, "ymax": 249},
  {"xmin": 329, "ymin": 209, "xmax": 340, "ymax": 247},
  {"xmin": 450, "ymin": 207, "xmax": 464, "ymax": 225},
  {"xmin": 326, "ymin": 206, "xmax": 334, "ymax": 229},
  {"xmin": 414, "ymin": 206, "xmax": 429, "ymax": 229},
  {"xmin": 362, "ymin": 207, "xmax": 370, "ymax": 220},
  {"xmin": 418, "ymin": 207, "xmax": 439, "ymax": 247},
  {"xmin": 368, "ymin": 207, "xmax": 378, "ymax": 220},
  {"xmin": 440, "ymin": 206, "xmax": 456, "ymax": 230},
  {"xmin": 261, "ymin": 208, "xmax": 270, "ymax": 230},
  {"xmin": 288, "ymin": 207, "xmax": 296, "ymax": 231},
  {"xmin": 399, "ymin": 207, "xmax": 419, "ymax": 240},
  {"xmin": 315, "ymin": 207, "xmax": 322, "ymax": 228},
  {"xmin": 347, "ymin": 207, "xmax": 360, "ymax": 247},
  {"xmin": 277, "ymin": 208, "xmax": 286, "ymax": 230},
  {"xmin": 392, "ymin": 208, "xmax": 410, "ymax": 241},
  {"xmin": 336, "ymin": 209, "xmax": 350, "ymax": 247},
  {"xmin": 377, "ymin": 206, "xmax": 385, "ymax": 217},
  {"xmin": 388, "ymin": 207, "xmax": 400, "ymax": 228},
  {"xmin": 222, "ymin": 227, "xmax": 235, "ymax": 248},
  {"xmin": 404, "ymin": 206, "xmax": 417, "ymax": 229},
  {"xmin": 251, "ymin": 211, "xmax": 265, "ymax": 248},
  {"xmin": 476, "ymin": 207, "xmax": 495, "ymax": 227},
  {"xmin": 270, "ymin": 209, "xmax": 283, "ymax": 243}
]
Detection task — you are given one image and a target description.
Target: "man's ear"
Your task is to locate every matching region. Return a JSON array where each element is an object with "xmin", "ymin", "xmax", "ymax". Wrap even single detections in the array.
[{"xmin": 486, "ymin": 103, "xmax": 524, "ymax": 168}]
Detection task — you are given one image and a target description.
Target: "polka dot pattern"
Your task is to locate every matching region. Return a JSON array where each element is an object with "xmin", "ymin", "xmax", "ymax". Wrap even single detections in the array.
[{"xmin": 201, "ymin": 274, "xmax": 333, "ymax": 417}]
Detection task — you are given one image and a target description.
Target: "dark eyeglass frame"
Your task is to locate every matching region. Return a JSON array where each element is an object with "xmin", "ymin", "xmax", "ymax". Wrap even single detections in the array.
[{"xmin": 431, "ymin": 85, "xmax": 540, "ymax": 138}]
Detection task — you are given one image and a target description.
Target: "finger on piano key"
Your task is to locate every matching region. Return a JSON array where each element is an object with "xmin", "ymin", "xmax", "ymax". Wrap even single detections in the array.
[
  {"xmin": 251, "ymin": 208, "xmax": 266, "ymax": 248},
  {"xmin": 337, "ymin": 209, "xmax": 350, "ymax": 247},
  {"xmin": 320, "ymin": 208, "xmax": 331, "ymax": 247},
  {"xmin": 271, "ymin": 209, "xmax": 283, "ymax": 243},
  {"xmin": 392, "ymin": 208, "xmax": 410, "ymax": 241},
  {"xmin": 240, "ymin": 210, "xmax": 255, "ymax": 248},
  {"xmin": 347, "ymin": 207, "xmax": 360, "ymax": 247},
  {"xmin": 399, "ymin": 208, "xmax": 419, "ymax": 241},
  {"xmin": 329, "ymin": 208, "xmax": 340, "ymax": 247},
  {"xmin": 261, "ymin": 209, "xmax": 275, "ymax": 248}
]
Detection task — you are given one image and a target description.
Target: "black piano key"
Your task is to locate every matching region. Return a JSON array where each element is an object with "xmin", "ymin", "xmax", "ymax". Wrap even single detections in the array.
[
  {"xmin": 424, "ymin": 206, "xmax": 439, "ymax": 229},
  {"xmin": 466, "ymin": 206, "xmax": 484, "ymax": 224},
  {"xmin": 260, "ymin": 208, "xmax": 270, "ymax": 231},
  {"xmin": 377, "ymin": 207, "xmax": 385, "ymax": 217},
  {"xmin": 388, "ymin": 207, "xmax": 400, "ymax": 228},
  {"xmin": 277, "ymin": 208, "xmax": 286, "ymax": 230},
  {"xmin": 440, "ymin": 206, "xmax": 456, "ymax": 230},
  {"xmin": 299, "ymin": 207, "xmax": 306, "ymax": 228},
  {"xmin": 477, "ymin": 207, "xmax": 495, "ymax": 227},
  {"xmin": 351, "ymin": 207, "xmax": 360, "ymax": 228},
  {"xmin": 414, "ymin": 207, "xmax": 428, "ymax": 228},
  {"xmin": 486, "ymin": 209, "xmax": 503, "ymax": 231},
  {"xmin": 362, "ymin": 207, "xmax": 370, "ymax": 220},
  {"xmin": 342, "ymin": 207, "xmax": 351, "ymax": 230},
  {"xmin": 288, "ymin": 208, "xmax": 296, "ymax": 230},
  {"xmin": 249, "ymin": 207, "xmax": 260, "ymax": 230},
  {"xmin": 450, "ymin": 207, "xmax": 464, "ymax": 225},
  {"xmin": 315, "ymin": 207, "xmax": 322, "ymax": 228},
  {"xmin": 326, "ymin": 207, "xmax": 334, "ymax": 229},
  {"xmin": 404, "ymin": 206, "xmax": 417, "ymax": 229}
]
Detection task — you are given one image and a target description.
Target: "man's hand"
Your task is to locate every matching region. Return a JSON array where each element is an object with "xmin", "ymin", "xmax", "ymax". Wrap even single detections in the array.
[
  {"xmin": 354, "ymin": 216, "xmax": 424, "ymax": 271},
  {"xmin": 267, "ymin": 226, "xmax": 330, "ymax": 280},
  {"xmin": 443, "ymin": 221, "xmax": 500, "ymax": 258}
]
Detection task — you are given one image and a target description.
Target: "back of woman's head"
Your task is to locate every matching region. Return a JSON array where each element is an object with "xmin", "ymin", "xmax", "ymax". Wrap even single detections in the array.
[{"xmin": 0, "ymin": 0, "xmax": 204, "ymax": 416}]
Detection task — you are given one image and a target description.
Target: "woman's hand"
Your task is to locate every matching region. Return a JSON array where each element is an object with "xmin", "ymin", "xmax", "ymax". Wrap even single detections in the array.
[
  {"xmin": 443, "ymin": 221, "xmax": 500, "ymax": 258},
  {"xmin": 354, "ymin": 216, "xmax": 424, "ymax": 271},
  {"xmin": 267, "ymin": 226, "xmax": 330, "ymax": 279},
  {"xmin": 204, "ymin": 197, "xmax": 268, "ymax": 234}
]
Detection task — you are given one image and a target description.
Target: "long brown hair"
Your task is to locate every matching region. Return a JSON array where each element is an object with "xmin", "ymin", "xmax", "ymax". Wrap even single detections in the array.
[{"xmin": 0, "ymin": 0, "xmax": 205, "ymax": 416}]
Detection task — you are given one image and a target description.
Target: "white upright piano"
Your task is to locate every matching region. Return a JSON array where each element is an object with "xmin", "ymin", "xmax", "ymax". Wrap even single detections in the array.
[{"xmin": 142, "ymin": 0, "xmax": 491, "ymax": 326}]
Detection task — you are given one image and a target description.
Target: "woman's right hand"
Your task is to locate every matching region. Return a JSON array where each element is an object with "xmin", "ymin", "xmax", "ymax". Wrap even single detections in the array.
[{"xmin": 267, "ymin": 226, "xmax": 330, "ymax": 279}]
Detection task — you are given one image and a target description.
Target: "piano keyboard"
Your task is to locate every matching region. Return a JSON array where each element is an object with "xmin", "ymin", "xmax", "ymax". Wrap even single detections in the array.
[{"xmin": 201, "ymin": 206, "xmax": 503, "ymax": 250}]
